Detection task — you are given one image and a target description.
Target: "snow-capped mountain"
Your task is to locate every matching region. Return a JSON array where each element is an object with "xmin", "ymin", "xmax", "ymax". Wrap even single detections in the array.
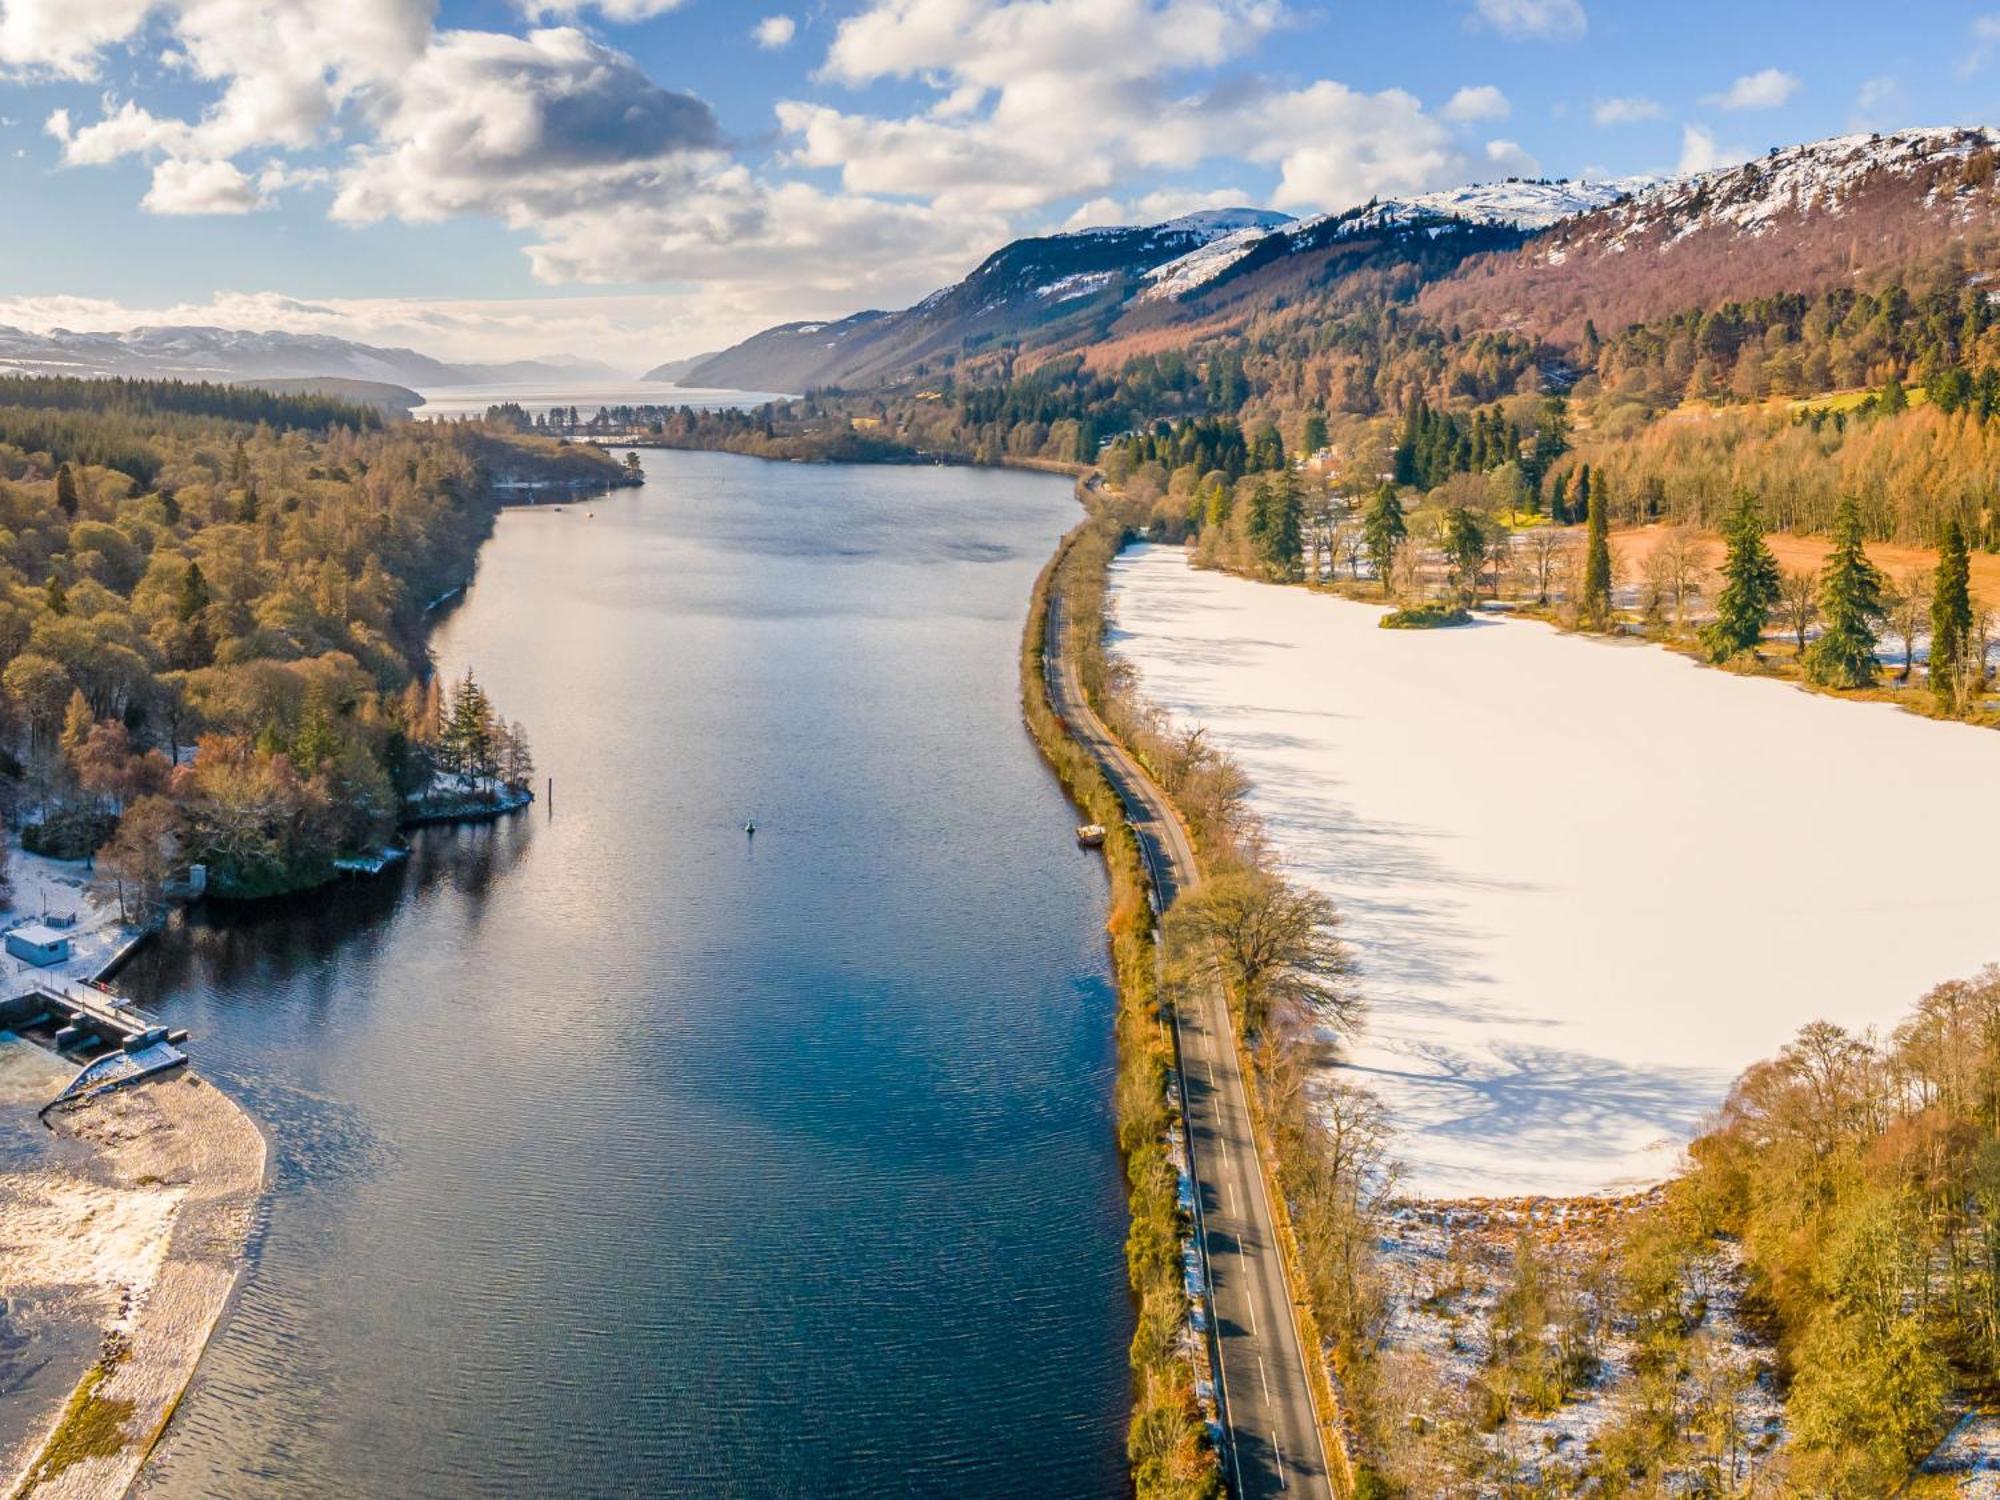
[
  {"xmin": 0, "ymin": 325, "xmax": 622, "ymax": 388},
  {"xmin": 1573, "ymin": 126, "xmax": 2000, "ymax": 253},
  {"xmin": 1401, "ymin": 176, "xmax": 1660, "ymax": 229},
  {"xmin": 1141, "ymin": 223, "xmax": 1292, "ymax": 303},
  {"xmin": 673, "ymin": 128, "xmax": 2000, "ymax": 392},
  {"xmin": 1418, "ymin": 127, "xmax": 2000, "ymax": 341},
  {"xmin": 682, "ymin": 208, "xmax": 1292, "ymax": 392},
  {"xmin": 1136, "ymin": 180, "xmax": 1654, "ymax": 306}
]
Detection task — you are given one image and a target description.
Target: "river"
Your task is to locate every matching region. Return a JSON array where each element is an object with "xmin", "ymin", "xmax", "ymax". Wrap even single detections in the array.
[{"xmin": 121, "ymin": 451, "xmax": 1130, "ymax": 1498}]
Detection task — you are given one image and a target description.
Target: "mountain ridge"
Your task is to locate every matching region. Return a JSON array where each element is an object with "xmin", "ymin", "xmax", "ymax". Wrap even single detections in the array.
[
  {"xmin": 0, "ymin": 324, "xmax": 624, "ymax": 390},
  {"xmin": 671, "ymin": 128, "xmax": 2000, "ymax": 398}
]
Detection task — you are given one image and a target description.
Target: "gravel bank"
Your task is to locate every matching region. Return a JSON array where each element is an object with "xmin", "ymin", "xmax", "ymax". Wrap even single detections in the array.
[{"xmin": 1, "ymin": 1071, "xmax": 266, "ymax": 1500}]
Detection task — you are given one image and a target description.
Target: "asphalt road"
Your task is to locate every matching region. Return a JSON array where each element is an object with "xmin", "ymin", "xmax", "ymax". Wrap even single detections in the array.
[{"xmin": 1044, "ymin": 588, "xmax": 1333, "ymax": 1500}]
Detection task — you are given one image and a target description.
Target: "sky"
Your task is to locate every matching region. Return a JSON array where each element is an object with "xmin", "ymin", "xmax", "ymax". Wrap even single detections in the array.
[{"xmin": 0, "ymin": 0, "xmax": 1993, "ymax": 372}]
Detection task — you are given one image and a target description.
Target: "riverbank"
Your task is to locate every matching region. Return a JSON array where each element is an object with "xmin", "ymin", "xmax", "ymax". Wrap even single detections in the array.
[
  {"xmin": 1020, "ymin": 509, "xmax": 1222, "ymax": 1499},
  {"xmin": 1, "ymin": 1050, "xmax": 266, "ymax": 1500}
]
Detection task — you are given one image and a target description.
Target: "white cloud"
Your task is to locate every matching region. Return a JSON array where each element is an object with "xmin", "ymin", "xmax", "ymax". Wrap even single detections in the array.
[
  {"xmin": 143, "ymin": 157, "xmax": 263, "ymax": 213},
  {"xmin": 1968, "ymin": 14, "xmax": 2000, "ymax": 74},
  {"xmin": 1703, "ymin": 67, "xmax": 1800, "ymax": 112},
  {"xmin": 1851, "ymin": 75, "xmax": 1901, "ymax": 132},
  {"xmin": 1064, "ymin": 185, "xmax": 1261, "ymax": 228},
  {"xmin": 1677, "ymin": 123, "xmax": 1750, "ymax": 176},
  {"xmin": 0, "ymin": 0, "xmax": 156, "ymax": 80},
  {"xmin": 31, "ymin": 0, "xmax": 433, "ymax": 210},
  {"xmin": 1483, "ymin": 138, "xmax": 1539, "ymax": 175},
  {"xmin": 786, "ymin": 1, "xmax": 1476, "ymax": 220},
  {"xmin": 1469, "ymin": 0, "xmax": 1585, "ymax": 40},
  {"xmin": 330, "ymin": 28, "xmax": 718, "ymax": 226},
  {"xmin": 1592, "ymin": 96, "xmax": 1662, "ymax": 126},
  {"xmin": 525, "ymin": 0, "xmax": 692, "ymax": 19},
  {"xmin": 753, "ymin": 15, "xmax": 797, "ymax": 49},
  {"xmin": 822, "ymin": 0, "xmax": 1286, "ymax": 89},
  {"xmin": 1250, "ymin": 84, "xmax": 1470, "ymax": 210},
  {"xmin": 1441, "ymin": 85, "xmax": 1509, "ymax": 124}
]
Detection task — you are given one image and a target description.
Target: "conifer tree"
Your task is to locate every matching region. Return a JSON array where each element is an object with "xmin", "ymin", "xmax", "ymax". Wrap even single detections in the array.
[
  {"xmin": 1262, "ymin": 474, "xmax": 1304, "ymax": 577},
  {"xmin": 1804, "ymin": 496, "xmax": 1886, "ymax": 689},
  {"xmin": 1931, "ymin": 518, "xmax": 1974, "ymax": 710},
  {"xmin": 1701, "ymin": 492, "xmax": 1781, "ymax": 661},
  {"xmin": 1361, "ymin": 485, "xmax": 1406, "ymax": 594},
  {"xmin": 177, "ymin": 561, "xmax": 210, "ymax": 623},
  {"xmin": 43, "ymin": 574, "xmax": 67, "ymax": 616},
  {"xmin": 54, "ymin": 463, "xmax": 78, "ymax": 519},
  {"xmin": 1579, "ymin": 478, "xmax": 1613, "ymax": 628}
]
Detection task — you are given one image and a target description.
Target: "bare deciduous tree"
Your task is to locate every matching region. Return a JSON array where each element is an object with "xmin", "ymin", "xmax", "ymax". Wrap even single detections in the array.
[
  {"xmin": 1883, "ymin": 567, "xmax": 1934, "ymax": 681},
  {"xmin": 1654, "ymin": 525, "xmax": 1712, "ymax": 632},
  {"xmin": 1779, "ymin": 567, "xmax": 1819, "ymax": 653},
  {"xmin": 1168, "ymin": 869, "xmax": 1357, "ymax": 1037}
]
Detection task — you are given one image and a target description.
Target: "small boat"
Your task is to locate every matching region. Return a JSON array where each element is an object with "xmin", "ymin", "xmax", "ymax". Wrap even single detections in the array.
[
  {"xmin": 744, "ymin": 821, "xmax": 757, "ymax": 838},
  {"xmin": 1076, "ymin": 824, "xmax": 1106, "ymax": 848}
]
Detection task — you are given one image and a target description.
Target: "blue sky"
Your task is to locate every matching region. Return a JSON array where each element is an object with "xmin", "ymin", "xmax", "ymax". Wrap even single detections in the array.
[{"xmin": 0, "ymin": 0, "xmax": 1993, "ymax": 368}]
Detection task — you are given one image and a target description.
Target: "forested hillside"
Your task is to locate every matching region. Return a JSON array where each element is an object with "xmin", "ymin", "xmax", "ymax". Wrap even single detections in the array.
[
  {"xmin": 0, "ymin": 378, "xmax": 631, "ymax": 899},
  {"xmin": 652, "ymin": 129, "xmax": 2000, "ymax": 565}
]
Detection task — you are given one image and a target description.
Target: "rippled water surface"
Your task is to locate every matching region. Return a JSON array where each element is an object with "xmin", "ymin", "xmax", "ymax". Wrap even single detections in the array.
[{"xmin": 124, "ymin": 452, "xmax": 1127, "ymax": 1498}]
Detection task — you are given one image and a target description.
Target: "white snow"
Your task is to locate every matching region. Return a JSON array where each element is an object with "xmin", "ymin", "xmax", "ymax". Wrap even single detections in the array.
[
  {"xmin": 1034, "ymin": 271, "xmax": 1118, "ymax": 303},
  {"xmin": 1574, "ymin": 126, "xmax": 2000, "ymax": 255},
  {"xmin": 1109, "ymin": 545, "xmax": 2000, "ymax": 1199},
  {"xmin": 1139, "ymin": 225, "xmax": 1274, "ymax": 303},
  {"xmin": 1401, "ymin": 176, "xmax": 1657, "ymax": 229}
]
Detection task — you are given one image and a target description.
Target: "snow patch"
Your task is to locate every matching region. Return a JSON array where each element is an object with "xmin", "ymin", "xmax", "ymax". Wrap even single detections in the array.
[{"xmin": 1109, "ymin": 544, "xmax": 2000, "ymax": 1198}]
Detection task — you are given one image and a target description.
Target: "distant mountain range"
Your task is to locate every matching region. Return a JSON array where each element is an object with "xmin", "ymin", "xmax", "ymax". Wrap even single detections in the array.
[
  {"xmin": 678, "ymin": 208, "xmax": 1294, "ymax": 394},
  {"xmin": 0, "ymin": 325, "xmax": 624, "ymax": 390},
  {"xmin": 669, "ymin": 129, "xmax": 2000, "ymax": 396}
]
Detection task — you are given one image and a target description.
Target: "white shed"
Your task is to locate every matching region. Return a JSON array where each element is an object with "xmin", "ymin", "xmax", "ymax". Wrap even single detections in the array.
[{"xmin": 7, "ymin": 924, "xmax": 72, "ymax": 968}]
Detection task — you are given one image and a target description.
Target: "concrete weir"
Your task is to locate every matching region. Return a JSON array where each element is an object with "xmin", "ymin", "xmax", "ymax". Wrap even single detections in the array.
[{"xmin": 0, "ymin": 971, "xmax": 190, "ymax": 1115}]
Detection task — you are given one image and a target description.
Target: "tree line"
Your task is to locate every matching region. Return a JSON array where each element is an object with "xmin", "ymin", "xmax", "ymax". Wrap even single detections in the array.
[{"xmin": 0, "ymin": 379, "xmax": 615, "ymax": 902}]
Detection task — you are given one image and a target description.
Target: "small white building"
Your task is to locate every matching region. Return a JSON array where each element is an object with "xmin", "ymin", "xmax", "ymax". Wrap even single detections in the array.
[{"xmin": 6, "ymin": 924, "xmax": 72, "ymax": 968}]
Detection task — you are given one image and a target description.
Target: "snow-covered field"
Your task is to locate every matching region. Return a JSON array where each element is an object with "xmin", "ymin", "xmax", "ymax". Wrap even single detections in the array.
[{"xmin": 1109, "ymin": 545, "xmax": 2000, "ymax": 1198}]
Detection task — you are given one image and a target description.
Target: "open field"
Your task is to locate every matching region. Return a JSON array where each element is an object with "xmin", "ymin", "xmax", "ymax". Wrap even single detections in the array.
[
  {"xmin": 1611, "ymin": 522, "xmax": 2000, "ymax": 602},
  {"xmin": 1109, "ymin": 542, "xmax": 2000, "ymax": 1198}
]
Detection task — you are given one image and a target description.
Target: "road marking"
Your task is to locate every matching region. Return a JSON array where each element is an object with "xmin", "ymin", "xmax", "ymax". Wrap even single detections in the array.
[
  {"xmin": 1259, "ymin": 1356, "xmax": 1272, "ymax": 1403},
  {"xmin": 1246, "ymin": 1279, "xmax": 1259, "ymax": 1336},
  {"xmin": 1229, "ymin": 1179, "xmax": 1239, "ymax": 1218},
  {"xmin": 1273, "ymin": 1430, "xmax": 1287, "ymax": 1491}
]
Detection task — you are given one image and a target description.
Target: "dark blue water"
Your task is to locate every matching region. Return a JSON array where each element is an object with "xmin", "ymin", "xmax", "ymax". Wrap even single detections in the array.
[{"xmin": 124, "ymin": 452, "xmax": 1129, "ymax": 1498}]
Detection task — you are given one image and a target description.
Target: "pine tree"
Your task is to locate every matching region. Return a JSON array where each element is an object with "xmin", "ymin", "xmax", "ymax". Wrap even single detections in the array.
[
  {"xmin": 1701, "ymin": 492, "xmax": 1781, "ymax": 661},
  {"xmin": 54, "ymin": 463, "xmax": 78, "ymax": 520},
  {"xmin": 442, "ymin": 670, "xmax": 499, "ymax": 786},
  {"xmin": 1931, "ymin": 518, "xmax": 1974, "ymax": 710},
  {"xmin": 177, "ymin": 562, "xmax": 210, "ymax": 623},
  {"xmin": 1803, "ymin": 496, "xmax": 1886, "ymax": 689},
  {"xmin": 43, "ymin": 574, "xmax": 67, "ymax": 616},
  {"xmin": 1259, "ymin": 473, "xmax": 1304, "ymax": 578},
  {"xmin": 1579, "ymin": 478, "xmax": 1613, "ymax": 628},
  {"xmin": 1361, "ymin": 485, "xmax": 1406, "ymax": 593},
  {"xmin": 1443, "ymin": 506, "xmax": 1487, "ymax": 604}
]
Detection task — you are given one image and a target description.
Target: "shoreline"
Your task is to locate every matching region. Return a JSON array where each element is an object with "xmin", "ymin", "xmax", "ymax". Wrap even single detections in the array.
[{"xmin": 1, "ymin": 930, "xmax": 269, "ymax": 1500}]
